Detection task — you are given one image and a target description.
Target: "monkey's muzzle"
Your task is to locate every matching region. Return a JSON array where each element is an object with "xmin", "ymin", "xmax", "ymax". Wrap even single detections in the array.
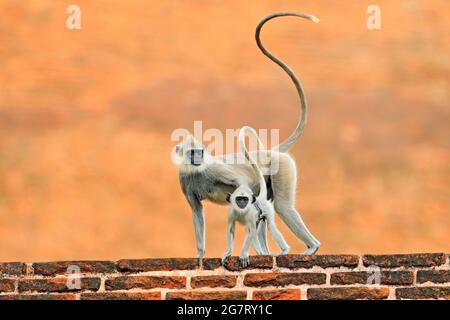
[
  {"xmin": 235, "ymin": 196, "xmax": 249, "ymax": 209},
  {"xmin": 188, "ymin": 149, "xmax": 204, "ymax": 166}
]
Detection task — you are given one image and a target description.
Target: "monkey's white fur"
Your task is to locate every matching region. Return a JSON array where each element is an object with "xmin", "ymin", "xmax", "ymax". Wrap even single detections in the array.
[
  {"xmin": 222, "ymin": 127, "xmax": 290, "ymax": 266},
  {"xmin": 176, "ymin": 12, "xmax": 321, "ymax": 258}
]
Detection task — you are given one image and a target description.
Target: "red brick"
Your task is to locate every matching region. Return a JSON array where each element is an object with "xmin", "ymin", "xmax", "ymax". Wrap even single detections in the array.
[
  {"xmin": 0, "ymin": 294, "xmax": 77, "ymax": 300},
  {"xmin": 277, "ymin": 255, "xmax": 359, "ymax": 269},
  {"xmin": 191, "ymin": 275, "xmax": 237, "ymax": 289},
  {"xmin": 0, "ymin": 262, "xmax": 26, "ymax": 276},
  {"xmin": 363, "ymin": 253, "xmax": 446, "ymax": 268},
  {"xmin": 117, "ymin": 258, "xmax": 198, "ymax": 272},
  {"xmin": 396, "ymin": 287, "xmax": 450, "ymax": 299},
  {"xmin": 0, "ymin": 295, "xmax": 19, "ymax": 300},
  {"xmin": 81, "ymin": 292, "xmax": 161, "ymax": 300},
  {"xmin": 18, "ymin": 277, "xmax": 100, "ymax": 293},
  {"xmin": 32, "ymin": 261, "xmax": 116, "ymax": 276},
  {"xmin": 308, "ymin": 287, "xmax": 389, "ymax": 300},
  {"xmin": 203, "ymin": 256, "xmax": 273, "ymax": 271},
  {"xmin": 416, "ymin": 270, "xmax": 450, "ymax": 284},
  {"xmin": 105, "ymin": 275, "xmax": 186, "ymax": 290},
  {"xmin": 331, "ymin": 271, "xmax": 413, "ymax": 285},
  {"xmin": 166, "ymin": 290, "xmax": 247, "ymax": 300},
  {"xmin": 244, "ymin": 272, "xmax": 325, "ymax": 287},
  {"xmin": 252, "ymin": 289, "xmax": 301, "ymax": 300},
  {"xmin": 0, "ymin": 279, "xmax": 16, "ymax": 293}
]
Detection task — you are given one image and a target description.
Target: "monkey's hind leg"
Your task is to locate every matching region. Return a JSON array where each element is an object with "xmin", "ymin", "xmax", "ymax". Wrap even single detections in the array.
[
  {"xmin": 267, "ymin": 216, "xmax": 290, "ymax": 255},
  {"xmin": 272, "ymin": 156, "xmax": 320, "ymax": 254}
]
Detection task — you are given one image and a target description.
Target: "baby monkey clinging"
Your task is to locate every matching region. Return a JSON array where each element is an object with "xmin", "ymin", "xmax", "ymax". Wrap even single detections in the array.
[{"xmin": 222, "ymin": 126, "xmax": 290, "ymax": 267}]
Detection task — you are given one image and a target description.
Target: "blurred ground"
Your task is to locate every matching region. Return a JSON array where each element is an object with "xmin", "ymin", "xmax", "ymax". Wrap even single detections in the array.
[{"xmin": 0, "ymin": 0, "xmax": 448, "ymax": 261}]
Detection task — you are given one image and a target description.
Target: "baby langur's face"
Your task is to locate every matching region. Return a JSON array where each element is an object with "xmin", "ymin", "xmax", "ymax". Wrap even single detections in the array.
[{"xmin": 227, "ymin": 185, "xmax": 256, "ymax": 213}]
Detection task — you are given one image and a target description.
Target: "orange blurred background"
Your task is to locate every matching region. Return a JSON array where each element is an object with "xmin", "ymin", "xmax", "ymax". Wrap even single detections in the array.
[{"xmin": 0, "ymin": 0, "xmax": 448, "ymax": 261}]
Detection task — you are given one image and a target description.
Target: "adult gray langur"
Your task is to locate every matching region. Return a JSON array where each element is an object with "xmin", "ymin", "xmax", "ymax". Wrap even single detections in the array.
[{"xmin": 174, "ymin": 12, "xmax": 321, "ymax": 258}]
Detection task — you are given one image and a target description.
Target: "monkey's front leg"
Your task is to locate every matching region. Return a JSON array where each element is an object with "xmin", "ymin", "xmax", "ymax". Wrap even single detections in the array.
[
  {"xmin": 239, "ymin": 224, "xmax": 258, "ymax": 267},
  {"xmin": 188, "ymin": 196, "xmax": 205, "ymax": 258}
]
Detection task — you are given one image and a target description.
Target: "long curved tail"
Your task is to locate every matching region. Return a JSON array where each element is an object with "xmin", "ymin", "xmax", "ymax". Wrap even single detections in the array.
[
  {"xmin": 239, "ymin": 126, "xmax": 267, "ymax": 199},
  {"xmin": 255, "ymin": 12, "xmax": 319, "ymax": 153}
]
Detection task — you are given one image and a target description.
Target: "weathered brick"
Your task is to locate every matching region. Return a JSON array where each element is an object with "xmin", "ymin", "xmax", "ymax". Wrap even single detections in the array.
[
  {"xmin": 0, "ymin": 294, "xmax": 77, "ymax": 300},
  {"xmin": 203, "ymin": 256, "xmax": 273, "ymax": 271},
  {"xmin": 252, "ymin": 289, "xmax": 301, "ymax": 300},
  {"xmin": 331, "ymin": 271, "xmax": 413, "ymax": 285},
  {"xmin": 81, "ymin": 292, "xmax": 161, "ymax": 300},
  {"xmin": 166, "ymin": 290, "xmax": 247, "ymax": 300},
  {"xmin": 363, "ymin": 253, "xmax": 446, "ymax": 268},
  {"xmin": 308, "ymin": 287, "xmax": 389, "ymax": 300},
  {"xmin": 191, "ymin": 275, "xmax": 237, "ymax": 289},
  {"xmin": 0, "ymin": 279, "xmax": 16, "ymax": 293},
  {"xmin": 32, "ymin": 261, "xmax": 116, "ymax": 276},
  {"xmin": 18, "ymin": 277, "xmax": 100, "ymax": 293},
  {"xmin": 105, "ymin": 275, "xmax": 185, "ymax": 290},
  {"xmin": 22, "ymin": 293, "xmax": 77, "ymax": 300},
  {"xmin": 416, "ymin": 270, "xmax": 450, "ymax": 284},
  {"xmin": 117, "ymin": 258, "xmax": 198, "ymax": 272},
  {"xmin": 244, "ymin": 272, "xmax": 325, "ymax": 287},
  {"xmin": 0, "ymin": 262, "xmax": 26, "ymax": 276},
  {"xmin": 277, "ymin": 255, "xmax": 359, "ymax": 269},
  {"xmin": 0, "ymin": 295, "xmax": 19, "ymax": 300},
  {"xmin": 202, "ymin": 258, "xmax": 223, "ymax": 270},
  {"xmin": 396, "ymin": 287, "xmax": 450, "ymax": 299}
]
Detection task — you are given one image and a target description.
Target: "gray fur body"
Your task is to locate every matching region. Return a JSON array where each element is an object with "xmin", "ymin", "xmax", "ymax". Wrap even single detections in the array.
[{"xmin": 175, "ymin": 12, "xmax": 321, "ymax": 258}]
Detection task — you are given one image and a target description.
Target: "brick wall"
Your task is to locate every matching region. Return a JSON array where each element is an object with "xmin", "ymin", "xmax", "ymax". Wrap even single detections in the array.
[{"xmin": 0, "ymin": 253, "xmax": 448, "ymax": 300}]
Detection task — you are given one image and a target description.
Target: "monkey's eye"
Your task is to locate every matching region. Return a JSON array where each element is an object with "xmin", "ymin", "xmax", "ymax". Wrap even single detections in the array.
[{"xmin": 175, "ymin": 145, "xmax": 181, "ymax": 153}]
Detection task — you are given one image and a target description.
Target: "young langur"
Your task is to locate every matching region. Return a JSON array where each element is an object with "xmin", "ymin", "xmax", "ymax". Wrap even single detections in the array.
[
  {"xmin": 222, "ymin": 126, "xmax": 290, "ymax": 267},
  {"xmin": 175, "ymin": 12, "xmax": 321, "ymax": 258}
]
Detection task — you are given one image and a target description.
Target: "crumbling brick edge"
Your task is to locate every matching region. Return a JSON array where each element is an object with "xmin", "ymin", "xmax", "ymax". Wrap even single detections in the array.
[{"xmin": 0, "ymin": 253, "xmax": 448, "ymax": 300}]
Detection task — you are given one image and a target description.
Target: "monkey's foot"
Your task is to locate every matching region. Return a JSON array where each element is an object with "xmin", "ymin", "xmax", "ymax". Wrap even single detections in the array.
[
  {"xmin": 239, "ymin": 255, "xmax": 250, "ymax": 267},
  {"xmin": 302, "ymin": 243, "xmax": 320, "ymax": 255},
  {"xmin": 273, "ymin": 247, "xmax": 290, "ymax": 257},
  {"xmin": 197, "ymin": 250, "xmax": 205, "ymax": 259}
]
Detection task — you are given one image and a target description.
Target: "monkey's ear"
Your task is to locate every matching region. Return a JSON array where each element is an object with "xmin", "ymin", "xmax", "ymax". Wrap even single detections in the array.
[
  {"xmin": 252, "ymin": 195, "xmax": 256, "ymax": 203},
  {"xmin": 226, "ymin": 193, "xmax": 231, "ymax": 203}
]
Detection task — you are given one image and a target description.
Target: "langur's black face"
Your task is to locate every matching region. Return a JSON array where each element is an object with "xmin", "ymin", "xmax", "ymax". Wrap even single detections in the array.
[
  {"xmin": 174, "ymin": 134, "xmax": 208, "ymax": 171},
  {"xmin": 186, "ymin": 148, "xmax": 204, "ymax": 166},
  {"xmin": 235, "ymin": 196, "xmax": 249, "ymax": 209}
]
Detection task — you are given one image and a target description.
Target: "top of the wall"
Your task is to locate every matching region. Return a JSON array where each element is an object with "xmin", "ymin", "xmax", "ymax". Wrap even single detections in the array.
[{"xmin": 1, "ymin": 253, "xmax": 448, "ymax": 276}]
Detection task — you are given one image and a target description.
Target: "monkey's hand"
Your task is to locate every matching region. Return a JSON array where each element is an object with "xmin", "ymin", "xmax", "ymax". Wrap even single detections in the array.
[{"xmin": 239, "ymin": 254, "xmax": 250, "ymax": 267}]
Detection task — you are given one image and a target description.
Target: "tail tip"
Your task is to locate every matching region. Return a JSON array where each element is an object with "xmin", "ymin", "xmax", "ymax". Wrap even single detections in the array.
[{"xmin": 311, "ymin": 16, "xmax": 320, "ymax": 23}]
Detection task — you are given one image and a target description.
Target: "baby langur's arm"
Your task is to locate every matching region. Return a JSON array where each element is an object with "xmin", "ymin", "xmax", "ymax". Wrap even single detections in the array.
[
  {"xmin": 239, "ymin": 221, "xmax": 263, "ymax": 267},
  {"xmin": 221, "ymin": 213, "xmax": 236, "ymax": 264}
]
